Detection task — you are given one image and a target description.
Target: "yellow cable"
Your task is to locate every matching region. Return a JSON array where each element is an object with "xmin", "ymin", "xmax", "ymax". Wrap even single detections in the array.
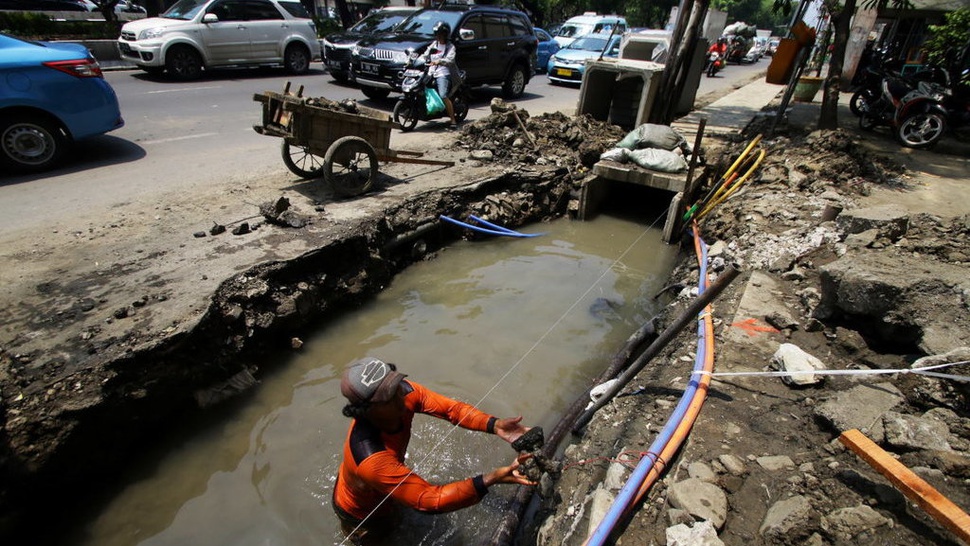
[
  {"xmin": 696, "ymin": 148, "xmax": 766, "ymax": 220},
  {"xmin": 685, "ymin": 134, "xmax": 763, "ymax": 222}
]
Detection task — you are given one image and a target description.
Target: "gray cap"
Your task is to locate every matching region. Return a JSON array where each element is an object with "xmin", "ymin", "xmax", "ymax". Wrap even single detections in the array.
[{"xmin": 340, "ymin": 357, "xmax": 406, "ymax": 405}]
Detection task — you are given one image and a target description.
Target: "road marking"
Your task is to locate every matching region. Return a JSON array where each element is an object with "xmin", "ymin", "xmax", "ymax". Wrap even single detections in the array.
[
  {"xmin": 146, "ymin": 86, "xmax": 222, "ymax": 94},
  {"xmin": 141, "ymin": 132, "xmax": 219, "ymax": 145}
]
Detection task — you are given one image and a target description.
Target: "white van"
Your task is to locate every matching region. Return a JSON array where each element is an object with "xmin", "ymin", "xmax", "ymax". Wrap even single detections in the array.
[{"xmin": 554, "ymin": 12, "xmax": 628, "ymax": 48}]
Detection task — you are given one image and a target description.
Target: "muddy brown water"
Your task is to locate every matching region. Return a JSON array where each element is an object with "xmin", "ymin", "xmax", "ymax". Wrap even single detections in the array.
[{"xmin": 66, "ymin": 215, "xmax": 679, "ymax": 546}]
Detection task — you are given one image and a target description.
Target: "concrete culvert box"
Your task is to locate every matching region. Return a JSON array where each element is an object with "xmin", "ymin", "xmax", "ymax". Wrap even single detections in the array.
[{"xmin": 577, "ymin": 59, "xmax": 664, "ymax": 130}]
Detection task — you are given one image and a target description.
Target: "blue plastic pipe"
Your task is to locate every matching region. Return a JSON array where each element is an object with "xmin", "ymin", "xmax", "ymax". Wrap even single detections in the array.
[
  {"xmin": 584, "ymin": 235, "xmax": 711, "ymax": 546},
  {"xmin": 467, "ymin": 215, "xmax": 546, "ymax": 237},
  {"xmin": 439, "ymin": 215, "xmax": 543, "ymax": 238}
]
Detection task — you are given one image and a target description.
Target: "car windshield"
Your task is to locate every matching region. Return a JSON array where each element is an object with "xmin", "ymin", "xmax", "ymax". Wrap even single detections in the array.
[
  {"xmin": 351, "ymin": 10, "xmax": 413, "ymax": 33},
  {"xmin": 558, "ymin": 23, "xmax": 592, "ymax": 38},
  {"xmin": 278, "ymin": 1, "xmax": 309, "ymax": 18},
  {"xmin": 394, "ymin": 10, "xmax": 463, "ymax": 38},
  {"xmin": 162, "ymin": 0, "xmax": 207, "ymax": 20},
  {"xmin": 568, "ymin": 35, "xmax": 612, "ymax": 51}
]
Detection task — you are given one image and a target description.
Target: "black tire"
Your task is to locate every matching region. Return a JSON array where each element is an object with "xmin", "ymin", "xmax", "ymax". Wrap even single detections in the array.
[
  {"xmin": 330, "ymin": 70, "xmax": 349, "ymax": 83},
  {"xmin": 453, "ymin": 97, "xmax": 468, "ymax": 122},
  {"xmin": 281, "ymin": 141, "xmax": 326, "ymax": 179},
  {"xmin": 895, "ymin": 111, "xmax": 946, "ymax": 149},
  {"xmin": 859, "ymin": 113, "xmax": 877, "ymax": 131},
  {"xmin": 324, "ymin": 136, "xmax": 378, "ymax": 197},
  {"xmin": 165, "ymin": 45, "xmax": 203, "ymax": 81},
  {"xmin": 707, "ymin": 64, "xmax": 716, "ymax": 77},
  {"xmin": 502, "ymin": 63, "xmax": 527, "ymax": 98},
  {"xmin": 0, "ymin": 114, "xmax": 68, "ymax": 173},
  {"xmin": 283, "ymin": 43, "xmax": 311, "ymax": 75},
  {"xmin": 392, "ymin": 100, "xmax": 419, "ymax": 132},
  {"xmin": 849, "ymin": 90, "xmax": 871, "ymax": 117},
  {"xmin": 361, "ymin": 86, "xmax": 391, "ymax": 101}
]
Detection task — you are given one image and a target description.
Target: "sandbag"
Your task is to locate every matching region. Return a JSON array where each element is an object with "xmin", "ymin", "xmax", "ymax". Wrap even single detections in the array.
[
  {"xmin": 599, "ymin": 147, "xmax": 630, "ymax": 162},
  {"xmin": 627, "ymin": 148, "xmax": 688, "ymax": 172},
  {"xmin": 615, "ymin": 123, "xmax": 688, "ymax": 153}
]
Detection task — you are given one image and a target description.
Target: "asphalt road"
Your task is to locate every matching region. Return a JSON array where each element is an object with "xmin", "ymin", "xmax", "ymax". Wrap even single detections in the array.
[{"xmin": 0, "ymin": 60, "xmax": 766, "ymax": 236}]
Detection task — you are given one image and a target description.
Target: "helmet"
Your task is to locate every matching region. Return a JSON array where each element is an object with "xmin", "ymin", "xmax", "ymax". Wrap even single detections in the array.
[{"xmin": 433, "ymin": 21, "xmax": 451, "ymax": 37}]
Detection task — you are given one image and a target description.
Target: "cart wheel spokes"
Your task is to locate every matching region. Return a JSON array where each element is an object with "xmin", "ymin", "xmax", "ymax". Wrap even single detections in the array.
[
  {"xmin": 281, "ymin": 141, "xmax": 326, "ymax": 178},
  {"xmin": 325, "ymin": 136, "xmax": 378, "ymax": 197}
]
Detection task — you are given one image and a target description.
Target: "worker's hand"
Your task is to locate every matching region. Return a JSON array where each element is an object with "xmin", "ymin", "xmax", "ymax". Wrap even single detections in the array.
[
  {"xmin": 484, "ymin": 454, "xmax": 536, "ymax": 487},
  {"xmin": 494, "ymin": 416, "xmax": 529, "ymax": 444}
]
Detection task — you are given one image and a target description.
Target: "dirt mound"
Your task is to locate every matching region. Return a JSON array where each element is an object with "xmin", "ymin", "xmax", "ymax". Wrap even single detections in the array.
[{"xmin": 452, "ymin": 100, "xmax": 626, "ymax": 169}]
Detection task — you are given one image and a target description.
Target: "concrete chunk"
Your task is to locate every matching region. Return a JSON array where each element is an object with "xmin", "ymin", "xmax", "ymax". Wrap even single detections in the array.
[
  {"xmin": 668, "ymin": 478, "xmax": 728, "ymax": 530},
  {"xmin": 814, "ymin": 383, "xmax": 903, "ymax": 438},
  {"xmin": 772, "ymin": 343, "xmax": 826, "ymax": 386},
  {"xmin": 836, "ymin": 204, "xmax": 909, "ymax": 241}
]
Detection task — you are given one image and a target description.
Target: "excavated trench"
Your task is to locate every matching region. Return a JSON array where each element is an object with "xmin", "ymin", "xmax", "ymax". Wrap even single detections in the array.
[{"xmin": 2, "ymin": 155, "xmax": 683, "ymax": 544}]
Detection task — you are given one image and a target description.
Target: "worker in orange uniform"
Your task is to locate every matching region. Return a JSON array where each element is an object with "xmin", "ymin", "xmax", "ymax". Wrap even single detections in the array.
[{"xmin": 332, "ymin": 357, "xmax": 535, "ymax": 541}]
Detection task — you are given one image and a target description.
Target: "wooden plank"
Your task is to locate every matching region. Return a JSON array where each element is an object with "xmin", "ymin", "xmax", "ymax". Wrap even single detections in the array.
[{"xmin": 839, "ymin": 429, "xmax": 970, "ymax": 544}]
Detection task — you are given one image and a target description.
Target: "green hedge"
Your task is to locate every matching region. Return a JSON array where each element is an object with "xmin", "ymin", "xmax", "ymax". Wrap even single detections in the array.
[{"xmin": 1, "ymin": 12, "xmax": 120, "ymax": 39}]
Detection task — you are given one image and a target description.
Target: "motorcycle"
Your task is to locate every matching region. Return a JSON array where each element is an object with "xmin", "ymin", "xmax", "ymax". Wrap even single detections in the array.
[
  {"xmin": 860, "ymin": 76, "xmax": 939, "ymax": 132},
  {"xmin": 860, "ymin": 70, "xmax": 970, "ymax": 149},
  {"xmin": 850, "ymin": 55, "xmax": 948, "ymax": 118},
  {"xmin": 705, "ymin": 51, "xmax": 723, "ymax": 77},
  {"xmin": 392, "ymin": 51, "xmax": 469, "ymax": 132},
  {"xmin": 894, "ymin": 79, "xmax": 970, "ymax": 148}
]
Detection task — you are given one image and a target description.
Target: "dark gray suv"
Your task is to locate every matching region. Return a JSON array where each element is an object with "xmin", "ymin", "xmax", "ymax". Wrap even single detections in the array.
[{"xmin": 350, "ymin": 5, "xmax": 537, "ymax": 100}]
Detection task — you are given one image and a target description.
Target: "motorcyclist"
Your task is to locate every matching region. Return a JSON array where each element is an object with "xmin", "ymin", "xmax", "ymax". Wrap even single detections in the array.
[
  {"xmin": 424, "ymin": 21, "xmax": 459, "ymax": 129},
  {"xmin": 708, "ymin": 36, "xmax": 728, "ymax": 57}
]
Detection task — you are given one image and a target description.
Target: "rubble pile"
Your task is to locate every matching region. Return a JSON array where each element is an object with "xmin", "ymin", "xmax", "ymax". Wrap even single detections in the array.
[
  {"xmin": 453, "ymin": 100, "xmax": 625, "ymax": 169},
  {"xmin": 535, "ymin": 127, "xmax": 970, "ymax": 546}
]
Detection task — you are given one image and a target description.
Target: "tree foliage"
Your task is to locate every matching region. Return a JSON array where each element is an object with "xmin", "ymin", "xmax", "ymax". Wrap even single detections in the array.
[
  {"xmin": 713, "ymin": 0, "xmax": 789, "ymax": 30},
  {"xmin": 923, "ymin": 7, "xmax": 970, "ymax": 68}
]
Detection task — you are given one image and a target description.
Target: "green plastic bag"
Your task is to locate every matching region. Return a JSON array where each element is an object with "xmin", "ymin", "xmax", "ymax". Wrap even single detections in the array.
[{"xmin": 426, "ymin": 88, "xmax": 445, "ymax": 116}]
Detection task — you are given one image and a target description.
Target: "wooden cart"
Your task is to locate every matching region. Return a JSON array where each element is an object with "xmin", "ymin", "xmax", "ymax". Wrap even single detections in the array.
[{"xmin": 253, "ymin": 84, "xmax": 454, "ymax": 197}]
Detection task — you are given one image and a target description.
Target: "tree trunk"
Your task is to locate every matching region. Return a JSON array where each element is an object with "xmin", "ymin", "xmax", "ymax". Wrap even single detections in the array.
[
  {"xmin": 651, "ymin": 0, "xmax": 710, "ymax": 124},
  {"xmin": 819, "ymin": 0, "xmax": 855, "ymax": 129}
]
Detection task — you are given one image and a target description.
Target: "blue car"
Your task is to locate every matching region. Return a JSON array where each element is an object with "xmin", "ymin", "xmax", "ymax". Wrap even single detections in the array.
[
  {"xmin": 1, "ymin": 33, "xmax": 124, "ymax": 173},
  {"xmin": 546, "ymin": 32, "xmax": 622, "ymax": 85},
  {"xmin": 534, "ymin": 27, "xmax": 560, "ymax": 73}
]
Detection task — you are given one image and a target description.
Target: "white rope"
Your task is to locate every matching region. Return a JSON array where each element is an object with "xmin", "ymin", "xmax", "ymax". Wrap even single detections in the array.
[
  {"xmin": 338, "ymin": 212, "xmax": 668, "ymax": 543},
  {"xmin": 692, "ymin": 360, "xmax": 970, "ymax": 382}
]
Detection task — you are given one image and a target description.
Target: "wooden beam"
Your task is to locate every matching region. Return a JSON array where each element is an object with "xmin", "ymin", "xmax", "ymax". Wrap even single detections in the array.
[{"xmin": 839, "ymin": 429, "xmax": 970, "ymax": 544}]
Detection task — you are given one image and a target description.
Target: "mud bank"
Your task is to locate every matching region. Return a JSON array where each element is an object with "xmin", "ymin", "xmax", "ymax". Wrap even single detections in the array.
[
  {"xmin": 532, "ymin": 124, "xmax": 970, "ymax": 545},
  {"xmin": 1, "ymin": 169, "xmax": 573, "ymax": 518}
]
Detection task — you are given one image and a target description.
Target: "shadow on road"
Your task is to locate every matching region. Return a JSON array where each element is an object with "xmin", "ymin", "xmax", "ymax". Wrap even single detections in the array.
[{"xmin": 0, "ymin": 135, "xmax": 146, "ymax": 187}]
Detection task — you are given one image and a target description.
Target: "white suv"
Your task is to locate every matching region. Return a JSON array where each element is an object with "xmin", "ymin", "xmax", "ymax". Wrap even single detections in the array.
[{"xmin": 118, "ymin": 0, "xmax": 321, "ymax": 80}]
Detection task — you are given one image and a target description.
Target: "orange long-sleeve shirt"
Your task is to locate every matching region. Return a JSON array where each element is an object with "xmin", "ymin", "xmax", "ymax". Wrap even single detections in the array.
[{"xmin": 333, "ymin": 380, "xmax": 498, "ymax": 521}]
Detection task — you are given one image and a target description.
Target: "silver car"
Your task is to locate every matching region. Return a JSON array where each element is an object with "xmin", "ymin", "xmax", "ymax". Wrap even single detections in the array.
[{"xmin": 118, "ymin": 0, "xmax": 321, "ymax": 80}]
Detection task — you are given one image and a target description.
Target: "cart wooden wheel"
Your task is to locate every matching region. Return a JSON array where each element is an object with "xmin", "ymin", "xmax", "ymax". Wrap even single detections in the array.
[
  {"xmin": 324, "ymin": 136, "xmax": 378, "ymax": 197},
  {"xmin": 281, "ymin": 141, "xmax": 326, "ymax": 179}
]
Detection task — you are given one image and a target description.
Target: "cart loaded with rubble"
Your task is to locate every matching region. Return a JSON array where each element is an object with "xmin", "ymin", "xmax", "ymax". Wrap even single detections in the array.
[{"xmin": 253, "ymin": 83, "xmax": 454, "ymax": 197}]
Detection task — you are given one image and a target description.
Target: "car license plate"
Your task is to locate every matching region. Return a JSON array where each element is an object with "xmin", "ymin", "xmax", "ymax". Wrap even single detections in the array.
[
  {"xmin": 556, "ymin": 68, "xmax": 572, "ymax": 77},
  {"xmin": 361, "ymin": 62, "xmax": 379, "ymax": 75},
  {"xmin": 327, "ymin": 60, "xmax": 342, "ymax": 69}
]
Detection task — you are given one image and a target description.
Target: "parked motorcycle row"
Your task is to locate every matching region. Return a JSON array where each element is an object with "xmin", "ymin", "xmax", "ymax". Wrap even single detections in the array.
[{"xmin": 852, "ymin": 46, "xmax": 970, "ymax": 149}]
